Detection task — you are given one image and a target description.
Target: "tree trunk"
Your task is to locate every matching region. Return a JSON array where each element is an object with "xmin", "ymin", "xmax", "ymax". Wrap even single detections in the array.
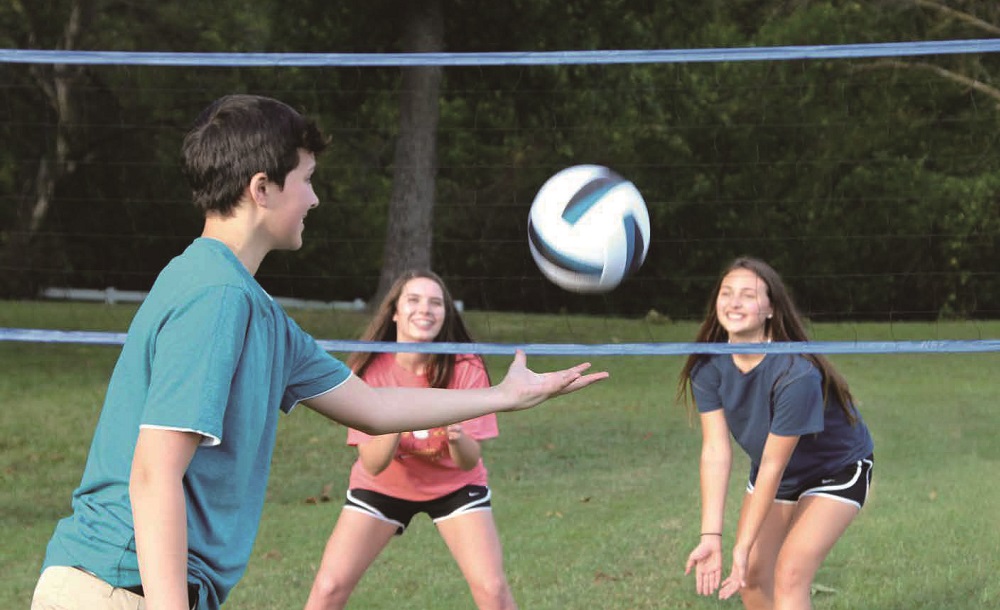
[
  {"xmin": 0, "ymin": 0, "xmax": 90, "ymax": 297},
  {"xmin": 371, "ymin": 0, "xmax": 443, "ymax": 308}
]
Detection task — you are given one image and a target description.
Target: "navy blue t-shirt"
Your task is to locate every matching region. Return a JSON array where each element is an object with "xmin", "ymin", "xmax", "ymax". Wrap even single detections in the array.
[{"xmin": 691, "ymin": 353, "xmax": 873, "ymax": 494}]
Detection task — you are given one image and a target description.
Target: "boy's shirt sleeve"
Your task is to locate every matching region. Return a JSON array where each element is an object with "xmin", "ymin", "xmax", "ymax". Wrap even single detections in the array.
[
  {"xmin": 281, "ymin": 315, "xmax": 352, "ymax": 412},
  {"xmin": 142, "ymin": 285, "xmax": 250, "ymax": 445}
]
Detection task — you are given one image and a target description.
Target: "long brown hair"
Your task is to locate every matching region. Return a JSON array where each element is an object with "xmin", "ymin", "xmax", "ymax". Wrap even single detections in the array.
[
  {"xmin": 348, "ymin": 270, "xmax": 486, "ymax": 388},
  {"xmin": 676, "ymin": 257, "xmax": 857, "ymax": 424}
]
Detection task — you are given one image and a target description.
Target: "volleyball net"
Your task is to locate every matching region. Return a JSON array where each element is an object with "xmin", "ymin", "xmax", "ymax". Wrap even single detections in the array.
[{"xmin": 1, "ymin": 40, "xmax": 998, "ymax": 355}]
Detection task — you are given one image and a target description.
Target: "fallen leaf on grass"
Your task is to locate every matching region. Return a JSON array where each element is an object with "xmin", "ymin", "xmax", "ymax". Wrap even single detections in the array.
[
  {"xmin": 305, "ymin": 483, "xmax": 335, "ymax": 504},
  {"xmin": 594, "ymin": 570, "xmax": 633, "ymax": 584}
]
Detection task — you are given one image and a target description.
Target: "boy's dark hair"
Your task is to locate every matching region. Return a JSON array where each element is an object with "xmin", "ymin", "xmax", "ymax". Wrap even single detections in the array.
[{"xmin": 181, "ymin": 94, "xmax": 327, "ymax": 216}]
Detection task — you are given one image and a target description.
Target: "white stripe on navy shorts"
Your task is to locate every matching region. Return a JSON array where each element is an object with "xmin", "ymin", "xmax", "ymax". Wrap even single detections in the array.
[{"xmin": 748, "ymin": 454, "xmax": 874, "ymax": 509}]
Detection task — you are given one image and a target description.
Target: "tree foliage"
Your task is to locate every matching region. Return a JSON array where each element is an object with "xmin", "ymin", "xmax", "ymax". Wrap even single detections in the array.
[{"xmin": 1, "ymin": 0, "xmax": 997, "ymax": 319}]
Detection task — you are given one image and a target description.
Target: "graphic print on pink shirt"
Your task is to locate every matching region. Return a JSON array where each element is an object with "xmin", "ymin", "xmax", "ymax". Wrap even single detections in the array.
[
  {"xmin": 398, "ymin": 428, "xmax": 451, "ymax": 460},
  {"xmin": 345, "ymin": 353, "xmax": 499, "ymax": 501}
]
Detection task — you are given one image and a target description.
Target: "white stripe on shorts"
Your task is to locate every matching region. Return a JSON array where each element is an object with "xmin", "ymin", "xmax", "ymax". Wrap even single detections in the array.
[
  {"xmin": 343, "ymin": 489, "xmax": 407, "ymax": 530},
  {"xmin": 432, "ymin": 487, "xmax": 493, "ymax": 525},
  {"xmin": 800, "ymin": 458, "xmax": 873, "ymax": 509}
]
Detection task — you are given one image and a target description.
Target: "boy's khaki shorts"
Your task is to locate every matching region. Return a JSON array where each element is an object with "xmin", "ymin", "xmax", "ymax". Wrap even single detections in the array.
[
  {"xmin": 32, "ymin": 565, "xmax": 200, "ymax": 609},
  {"xmin": 31, "ymin": 566, "xmax": 145, "ymax": 609}
]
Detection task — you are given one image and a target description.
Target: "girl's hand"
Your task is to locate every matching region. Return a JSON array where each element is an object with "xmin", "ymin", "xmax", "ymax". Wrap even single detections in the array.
[
  {"xmin": 718, "ymin": 544, "xmax": 749, "ymax": 600},
  {"xmin": 446, "ymin": 424, "xmax": 464, "ymax": 442},
  {"xmin": 684, "ymin": 537, "xmax": 723, "ymax": 596}
]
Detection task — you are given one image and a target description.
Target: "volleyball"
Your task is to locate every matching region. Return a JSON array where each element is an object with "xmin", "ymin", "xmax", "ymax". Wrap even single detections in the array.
[{"xmin": 527, "ymin": 165, "xmax": 650, "ymax": 293}]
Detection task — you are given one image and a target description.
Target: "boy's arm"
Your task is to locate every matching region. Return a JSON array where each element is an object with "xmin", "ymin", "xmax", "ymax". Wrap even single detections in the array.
[
  {"xmin": 304, "ymin": 351, "xmax": 607, "ymax": 433},
  {"xmin": 130, "ymin": 428, "xmax": 201, "ymax": 610}
]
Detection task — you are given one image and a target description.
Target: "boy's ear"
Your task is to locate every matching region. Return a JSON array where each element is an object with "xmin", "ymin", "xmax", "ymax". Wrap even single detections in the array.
[{"xmin": 248, "ymin": 172, "xmax": 270, "ymax": 207}]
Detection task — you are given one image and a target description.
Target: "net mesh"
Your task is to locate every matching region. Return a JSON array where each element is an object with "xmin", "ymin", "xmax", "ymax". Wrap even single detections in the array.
[{"xmin": 2, "ymin": 43, "xmax": 998, "ymax": 352}]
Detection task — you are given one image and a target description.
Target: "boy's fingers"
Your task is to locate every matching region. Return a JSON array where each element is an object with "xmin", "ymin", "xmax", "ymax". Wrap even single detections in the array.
[
  {"xmin": 560, "ymin": 371, "xmax": 609, "ymax": 393},
  {"xmin": 511, "ymin": 349, "xmax": 527, "ymax": 368}
]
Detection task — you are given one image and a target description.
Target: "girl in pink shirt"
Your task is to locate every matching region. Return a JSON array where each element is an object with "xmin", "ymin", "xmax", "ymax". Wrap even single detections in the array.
[{"xmin": 305, "ymin": 270, "xmax": 517, "ymax": 610}]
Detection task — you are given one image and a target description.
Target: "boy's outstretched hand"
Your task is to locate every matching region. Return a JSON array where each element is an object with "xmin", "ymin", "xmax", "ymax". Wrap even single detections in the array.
[{"xmin": 497, "ymin": 349, "xmax": 609, "ymax": 411}]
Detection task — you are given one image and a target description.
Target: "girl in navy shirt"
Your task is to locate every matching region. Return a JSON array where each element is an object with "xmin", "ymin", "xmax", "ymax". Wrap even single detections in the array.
[{"xmin": 677, "ymin": 257, "xmax": 874, "ymax": 609}]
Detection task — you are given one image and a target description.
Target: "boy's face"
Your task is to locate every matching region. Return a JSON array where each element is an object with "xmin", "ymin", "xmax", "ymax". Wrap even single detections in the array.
[{"xmin": 263, "ymin": 149, "xmax": 318, "ymax": 251}]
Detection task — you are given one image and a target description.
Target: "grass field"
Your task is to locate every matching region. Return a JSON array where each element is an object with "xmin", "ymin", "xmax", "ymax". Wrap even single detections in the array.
[{"xmin": 2, "ymin": 301, "xmax": 999, "ymax": 609}]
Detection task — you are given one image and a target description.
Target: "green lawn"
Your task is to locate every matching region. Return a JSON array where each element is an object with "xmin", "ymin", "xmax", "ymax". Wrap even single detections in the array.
[{"xmin": 2, "ymin": 302, "xmax": 998, "ymax": 608}]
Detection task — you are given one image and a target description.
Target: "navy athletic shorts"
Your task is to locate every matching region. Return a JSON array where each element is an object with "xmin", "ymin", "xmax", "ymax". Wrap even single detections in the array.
[{"xmin": 748, "ymin": 454, "xmax": 874, "ymax": 509}]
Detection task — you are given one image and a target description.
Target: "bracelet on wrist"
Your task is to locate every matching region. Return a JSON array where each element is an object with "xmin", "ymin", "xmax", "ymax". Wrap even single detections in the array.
[{"xmin": 700, "ymin": 532, "xmax": 722, "ymax": 536}]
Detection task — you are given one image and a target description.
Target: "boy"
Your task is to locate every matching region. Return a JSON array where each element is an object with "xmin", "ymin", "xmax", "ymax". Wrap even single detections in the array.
[{"xmin": 31, "ymin": 94, "xmax": 606, "ymax": 610}]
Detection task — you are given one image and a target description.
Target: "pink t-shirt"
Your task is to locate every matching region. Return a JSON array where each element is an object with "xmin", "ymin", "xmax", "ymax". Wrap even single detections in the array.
[{"xmin": 346, "ymin": 352, "xmax": 499, "ymax": 501}]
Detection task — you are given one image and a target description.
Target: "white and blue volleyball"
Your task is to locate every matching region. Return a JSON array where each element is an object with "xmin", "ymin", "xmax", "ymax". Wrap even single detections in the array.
[{"xmin": 527, "ymin": 165, "xmax": 650, "ymax": 293}]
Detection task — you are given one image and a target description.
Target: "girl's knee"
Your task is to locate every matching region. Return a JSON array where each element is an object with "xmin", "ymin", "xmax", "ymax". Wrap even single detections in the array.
[
  {"xmin": 469, "ymin": 575, "xmax": 515, "ymax": 610},
  {"xmin": 773, "ymin": 558, "xmax": 813, "ymax": 597},
  {"xmin": 307, "ymin": 572, "xmax": 356, "ymax": 609},
  {"xmin": 743, "ymin": 561, "xmax": 773, "ymax": 591}
]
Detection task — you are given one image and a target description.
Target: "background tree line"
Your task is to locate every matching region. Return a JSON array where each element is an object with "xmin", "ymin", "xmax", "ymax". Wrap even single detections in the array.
[{"xmin": 1, "ymin": 0, "xmax": 998, "ymax": 320}]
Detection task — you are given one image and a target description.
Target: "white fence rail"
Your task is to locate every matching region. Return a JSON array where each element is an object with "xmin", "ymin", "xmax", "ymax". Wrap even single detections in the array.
[
  {"xmin": 38, "ymin": 287, "xmax": 463, "ymax": 311},
  {"xmin": 40, "ymin": 287, "xmax": 368, "ymax": 311}
]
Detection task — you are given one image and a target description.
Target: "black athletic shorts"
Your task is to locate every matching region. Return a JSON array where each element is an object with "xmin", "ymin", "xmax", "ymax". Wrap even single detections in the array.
[
  {"xmin": 344, "ymin": 485, "xmax": 492, "ymax": 535},
  {"xmin": 748, "ymin": 454, "xmax": 874, "ymax": 509}
]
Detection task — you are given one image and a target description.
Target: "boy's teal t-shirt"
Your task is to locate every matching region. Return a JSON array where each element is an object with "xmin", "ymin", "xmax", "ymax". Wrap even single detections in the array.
[{"xmin": 42, "ymin": 238, "xmax": 352, "ymax": 609}]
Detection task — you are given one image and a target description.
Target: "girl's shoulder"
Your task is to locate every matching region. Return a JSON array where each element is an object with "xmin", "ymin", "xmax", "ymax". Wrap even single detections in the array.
[
  {"xmin": 764, "ymin": 353, "xmax": 821, "ymax": 386},
  {"xmin": 691, "ymin": 353, "xmax": 726, "ymax": 384},
  {"xmin": 452, "ymin": 353, "xmax": 490, "ymax": 388},
  {"xmin": 363, "ymin": 351, "xmax": 397, "ymax": 373},
  {"xmin": 454, "ymin": 353, "xmax": 486, "ymax": 370}
]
